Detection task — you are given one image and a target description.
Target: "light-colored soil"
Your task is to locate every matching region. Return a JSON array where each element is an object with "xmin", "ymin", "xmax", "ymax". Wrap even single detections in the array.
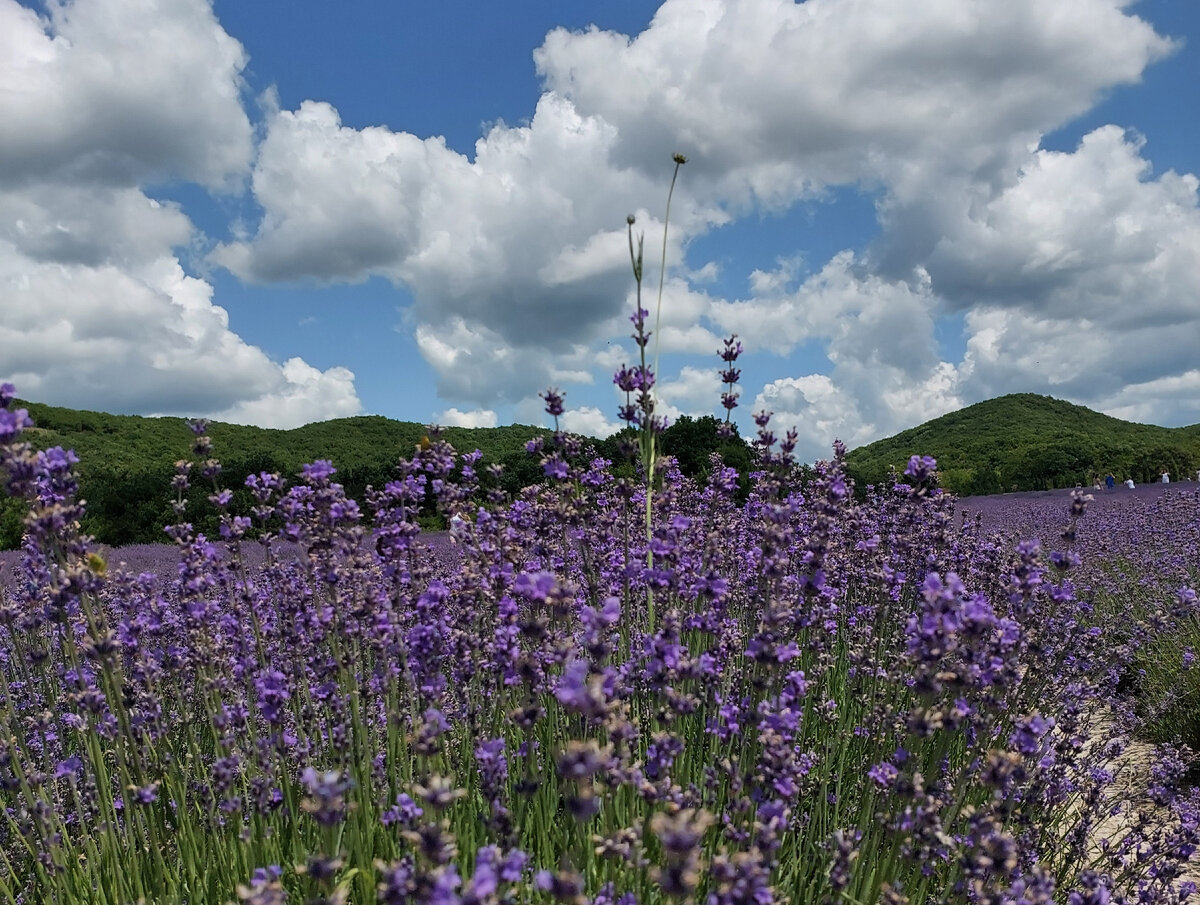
[{"xmin": 1082, "ymin": 712, "xmax": 1200, "ymax": 892}]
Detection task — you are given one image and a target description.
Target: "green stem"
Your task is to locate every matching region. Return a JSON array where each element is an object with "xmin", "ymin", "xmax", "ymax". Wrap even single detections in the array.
[{"xmin": 643, "ymin": 155, "xmax": 686, "ymax": 634}]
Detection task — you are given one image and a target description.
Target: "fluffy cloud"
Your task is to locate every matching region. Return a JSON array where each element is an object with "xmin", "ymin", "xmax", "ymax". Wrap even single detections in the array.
[
  {"xmin": 212, "ymin": 95, "xmax": 705, "ymax": 354},
  {"xmin": 0, "ymin": 185, "xmax": 192, "ymax": 268},
  {"xmin": 1105, "ymin": 371, "xmax": 1200, "ymax": 429},
  {"xmin": 701, "ymin": 243, "xmax": 970, "ymax": 461},
  {"xmin": 533, "ymin": 0, "xmax": 1193, "ymax": 445},
  {"xmin": 658, "ymin": 365, "xmax": 722, "ymax": 417},
  {"xmin": 0, "ymin": 246, "xmax": 362, "ymax": 425},
  {"xmin": 928, "ymin": 127, "xmax": 1200, "ymax": 320},
  {"xmin": 0, "ymin": 0, "xmax": 362, "ymax": 427},
  {"xmin": 436, "ymin": 408, "xmax": 499, "ymax": 429},
  {"xmin": 560, "ymin": 406, "xmax": 620, "ymax": 439},
  {"xmin": 941, "ymin": 127, "xmax": 1200, "ymax": 416},
  {"xmin": 754, "ymin": 375, "xmax": 869, "ymax": 462},
  {"xmin": 0, "ymin": 0, "xmax": 252, "ymax": 189},
  {"xmin": 754, "ymin": 362, "xmax": 964, "ymax": 465},
  {"xmin": 535, "ymin": 0, "xmax": 1173, "ymax": 205},
  {"xmin": 713, "ymin": 252, "xmax": 938, "ymax": 366},
  {"xmin": 211, "ymin": 0, "xmax": 1188, "ymax": 442},
  {"xmin": 642, "ymin": 279, "xmax": 724, "ymax": 356},
  {"xmin": 7, "ymin": 0, "xmax": 1196, "ymax": 449},
  {"xmin": 211, "ymin": 94, "xmax": 715, "ymax": 403},
  {"xmin": 736, "ymin": 124, "xmax": 1200, "ymax": 458},
  {"xmin": 211, "ymin": 359, "xmax": 360, "ymax": 429}
]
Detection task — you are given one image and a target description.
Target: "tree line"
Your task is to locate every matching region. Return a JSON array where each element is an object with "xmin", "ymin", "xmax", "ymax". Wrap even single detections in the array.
[
  {"xmin": 0, "ymin": 403, "xmax": 753, "ymax": 550},
  {"xmin": 7, "ymin": 392, "xmax": 1194, "ymax": 549}
]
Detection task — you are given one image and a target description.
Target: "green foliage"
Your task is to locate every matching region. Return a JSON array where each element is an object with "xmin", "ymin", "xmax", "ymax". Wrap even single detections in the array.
[
  {"xmin": 2, "ymin": 398, "xmax": 765, "ymax": 551},
  {"xmin": 24, "ymin": 390, "xmax": 1193, "ymax": 549},
  {"xmin": 659, "ymin": 415, "xmax": 753, "ymax": 498},
  {"xmin": 1130, "ymin": 616, "xmax": 1200, "ymax": 754},
  {"xmin": 845, "ymin": 393, "xmax": 1200, "ymax": 496},
  {"xmin": 1088, "ymin": 557, "xmax": 1200, "ymax": 762},
  {"xmin": 0, "ymin": 496, "xmax": 25, "ymax": 551},
  {"xmin": 591, "ymin": 417, "xmax": 754, "ymax": 497},
  {"xmin": 4, "ymin": 398, "xmax": 557, "ymax": 550},
  {"xmin": 660, "ymin": 415, "xmax": 748, "ymax": 476}
]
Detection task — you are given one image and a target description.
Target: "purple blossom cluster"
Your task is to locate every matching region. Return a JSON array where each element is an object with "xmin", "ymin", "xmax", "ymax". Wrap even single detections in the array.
[{"xmin": 2, "ymin": 378, "xmax": 1199, "ymax": 905}]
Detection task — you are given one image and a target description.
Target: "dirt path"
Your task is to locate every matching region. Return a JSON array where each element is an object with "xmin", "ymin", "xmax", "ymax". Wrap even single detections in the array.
[{"xmin": 1081, "ymin": 712, "xmax": 1200, "ymax": 892}]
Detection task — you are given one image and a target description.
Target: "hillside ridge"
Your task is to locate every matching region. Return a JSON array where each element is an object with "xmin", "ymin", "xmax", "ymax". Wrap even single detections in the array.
[
  {"xmin": 845, "ymin": 393, "xmax": 1200, "ymax": 496},
  {"xmin": 5, "ymin": 393, "xmax": 1199, "ymax": 546},
  {"xmin": 0, "ymin": 400, "xmax": 752, "ymax": 549},
  {"xmin": 1, "ymin": 397, "xmax": 559, "ymax": 549}
]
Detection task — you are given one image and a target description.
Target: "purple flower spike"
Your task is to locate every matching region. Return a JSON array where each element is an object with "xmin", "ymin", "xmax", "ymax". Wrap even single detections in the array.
[
  {"xmin": 904, "ymin": 454, "xmax": 938, "ymax": 483},
  {"xmin": 237, "ymin": 866, "xmax": 286, "ymax": 905},
  {"xmin": 540, "ymin": 387, "xmax": 565, "ymax": 418},
  {"xmin": 614, "ymin": 366, "xmax": 638, "ymax": 392},
  {"xmin": 299, "ymin": 767, "xmax": 353, "ymax": 826},
  {"xmin": 301, "ymin": 460, "xmax": 337, "ymax": 481},
  {"xmin": 0, "ymin": 407, "xmax": 31, "ymax": 442},
  {"xmin": 542, "ymin": 456, "xmax": 569, "ymax": 480},
  {"xmin": 718, "ymin": 334, "xmax": 742, "ymax": 421},
  {"xmin": 554, "ymin": 659, "xmax": 593, "ymax": 711},
  {"xmin": 1009, "ymin": 714, "xmax": 1054, "ymax": 756},
  {"xmin": 720, "ymin": 336, "xmax": 743, "ymax": 362},
  {"xmin": 868, "ymin": 762, "xmax": 899, "ymax": 788},
  {"xmin": 254, "ymin": 670, "xmax": 289, "ymax": 724},
  {"xmin": 381, "ymin": 793, "xmax": 424, "ymax": 828},
  {"xmin": 499, "ymin": 850, "xmax": 527, "ymax": 883},
  {"xmin": 514, "ymin": 570, "xmax": 559, "ymax": 601}
]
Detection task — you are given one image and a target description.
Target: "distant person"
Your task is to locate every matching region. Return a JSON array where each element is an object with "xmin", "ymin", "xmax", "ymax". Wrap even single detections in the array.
[
  {"xmin": 1105, "ymin": 473, "xmax": 1115, "ymax": 491},
  {"xmin": 1124, "ymin": 477, "xmax": 1135, "ymax": 489},
  {"xmin": 1161, "ymin": 470, "xmax": 1170, "ymax": 484}
]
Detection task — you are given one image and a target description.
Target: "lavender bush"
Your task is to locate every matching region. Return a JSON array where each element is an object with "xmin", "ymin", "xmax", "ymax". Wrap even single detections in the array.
[
  {"xmin": 3, "ymin": 369, "xmax": 1200, "ymax": 904},
  {"xmin": 956, "ymin": 481, "xmax": 1200, "ymax": 749}
]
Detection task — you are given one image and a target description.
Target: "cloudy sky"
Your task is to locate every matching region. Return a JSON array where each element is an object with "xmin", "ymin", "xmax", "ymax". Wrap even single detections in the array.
[{"xmin": 3, "ymin": 0, "xmax": 1199, "ymax": 462}]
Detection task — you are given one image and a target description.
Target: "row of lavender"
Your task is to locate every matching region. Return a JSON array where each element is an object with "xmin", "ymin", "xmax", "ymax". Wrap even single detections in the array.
[
  {"xmin": 1, "ymin": 375, "xmax": 1198, "ymax": 904},
  {"xmin": 961, "ymin": 483, "xmax": 1200, "ymax": 754}
]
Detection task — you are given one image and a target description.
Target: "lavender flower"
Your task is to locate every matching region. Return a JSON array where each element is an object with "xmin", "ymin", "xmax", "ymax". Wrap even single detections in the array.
[{"xmin": 299, "ymin": 767, "xmax": 353, "ymax": 825}]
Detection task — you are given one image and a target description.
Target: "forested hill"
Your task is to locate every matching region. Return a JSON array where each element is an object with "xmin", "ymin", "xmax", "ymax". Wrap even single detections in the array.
[
  {"xmin": 15, "ymin": 399, "xmax": 550, "ymax": 483},
  {"xmin": 0, "ymin": 401, "xmax": 751, "ymax": 550},
  {"xmin": 1, "ymin": 399, "xmax": 556, "ymax": 549},
  {"xmin": 6, "ymin": 392, "xmax": 1197, "ymax": 549},
  {"xmin": 845, "ymin": 393, "xmax": 1200, "ymax": 496}
]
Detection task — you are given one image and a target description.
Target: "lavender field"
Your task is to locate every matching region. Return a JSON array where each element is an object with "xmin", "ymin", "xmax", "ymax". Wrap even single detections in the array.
[{"xmin": 3, "ymin": 372, "xmax": 1200, "ymax": 905}]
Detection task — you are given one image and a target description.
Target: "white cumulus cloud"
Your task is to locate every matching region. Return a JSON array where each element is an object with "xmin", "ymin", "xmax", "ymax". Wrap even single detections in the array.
[
  {"xmin": 0, "ymin": 0, "xmax": 362, "ymax": 427},
  {"xmin": 0, "ymin": 0, "xmax": 253, "ymax": 189},
  {"xmin": 208, "ymin": 0, "xmax": 1190, "ymax": 442},
  {"xmin": 436, "ymin": 408, "xmax": 500, "ymax": 429},
  {"xmin": 0, "ymin": 247, "xmax": 362, "ymax": 425},
  {"xmin": 560, "ymin": 406, "xmax": 620, "ymax": 439},
  {"xmin": 6, "ymin": 0, "xmax": 1197, "ymax": 447}
]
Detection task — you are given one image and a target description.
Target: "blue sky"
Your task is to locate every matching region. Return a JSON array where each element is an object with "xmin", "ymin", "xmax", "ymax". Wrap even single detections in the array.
[{"xmin": 2, "ymin": 0, "xmax": 1199, "ymax": 461}]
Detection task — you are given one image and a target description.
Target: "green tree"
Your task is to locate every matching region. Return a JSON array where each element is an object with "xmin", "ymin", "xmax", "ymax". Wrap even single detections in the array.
[{"xmin": 659, "ymin": 415, "xmax": 753, "ymax": 494}]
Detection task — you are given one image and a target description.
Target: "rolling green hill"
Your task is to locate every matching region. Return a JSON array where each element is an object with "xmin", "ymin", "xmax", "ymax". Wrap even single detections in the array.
[
  {"xmin": 845, "ymin": 393, "xmax": 1200, "ymax": 496},
  {"xmin": 6, "ymin": 392, "xmax": 1195, "ymax": 549},
  {"xmin": 0, "ymin": 402, "xmax": 751, "ymax": 550},
  {"xmin": 2, "ymin": 400, "xmax": 558, "ymax": 549}
]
